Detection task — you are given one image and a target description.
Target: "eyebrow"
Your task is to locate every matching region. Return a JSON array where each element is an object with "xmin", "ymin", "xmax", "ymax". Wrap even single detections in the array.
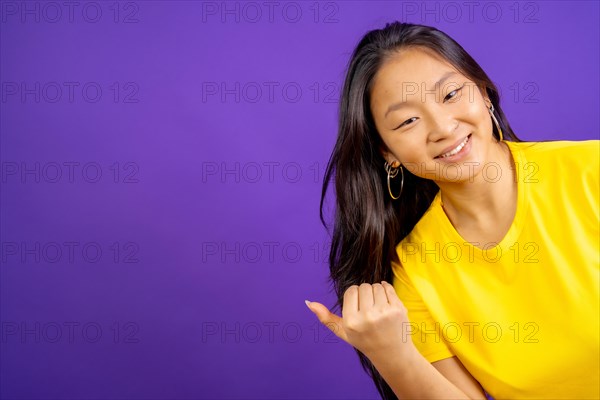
[{"xmin": 384, "ymin": 71, "xmax": 458, "ymax": 118}]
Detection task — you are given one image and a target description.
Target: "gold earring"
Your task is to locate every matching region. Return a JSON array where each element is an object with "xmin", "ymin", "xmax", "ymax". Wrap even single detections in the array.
[
  {"xmin": 384, "ymin": 161, "xmax": 404, "ymax": 200},
  {"xmin": 488, "ymin": 103, "xmax": 504, "ymax": 141}
]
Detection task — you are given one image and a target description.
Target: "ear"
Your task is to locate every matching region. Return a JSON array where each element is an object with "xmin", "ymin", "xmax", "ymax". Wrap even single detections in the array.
[
  {"xmin": 381, "ymin": 152, "xmax": 400, "ymax": 168},
  {"xmin": 379, "ymin": 143, "xmax": 401, "ymax": 168},
  {"xmin": 379, "ymin": 147, "xmax": 392, "ymax": 165},
  {"xmin": 476, "ymin": 84, "xmax": 491, "ymax": 106}
]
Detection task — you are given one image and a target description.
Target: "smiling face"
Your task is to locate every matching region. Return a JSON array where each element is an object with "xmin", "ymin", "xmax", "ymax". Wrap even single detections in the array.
[{"xmin": 369, "ymin": 46, "xmax": 497, "ymax": 183}]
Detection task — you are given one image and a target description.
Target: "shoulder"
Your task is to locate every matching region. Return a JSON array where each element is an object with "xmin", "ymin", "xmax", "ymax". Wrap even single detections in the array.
[
  {"xmin": 507, "ymin": 140, "xmax": 599, "ymax": 184},
  {"xmin": 507, "ymin": 139, "xmax": 599, "ymax": 162},
  {"xmin": 510, "ymin": 139, "xmax": 599, "ymax": 220}
]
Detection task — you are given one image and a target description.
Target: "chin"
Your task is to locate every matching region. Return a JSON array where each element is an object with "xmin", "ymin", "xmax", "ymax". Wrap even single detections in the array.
[{"xmin": 439, "ymin": 158, "xmax": 486, "ymax": 184}]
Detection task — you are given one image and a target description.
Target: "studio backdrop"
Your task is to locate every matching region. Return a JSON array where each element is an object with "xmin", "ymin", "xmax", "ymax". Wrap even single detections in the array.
[{"xmin": 1, "ymin": 1, "xmax": 598, "ymax": 399}]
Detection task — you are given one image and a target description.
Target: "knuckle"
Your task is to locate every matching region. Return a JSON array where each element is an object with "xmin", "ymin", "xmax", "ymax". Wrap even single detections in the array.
[
  {"xmin": 344, "ymin": 319, "xmax": 360, "ymax": 333},
  {"xmin": 364, "ymin": 310, "xmax": 380, "ymax": 324},
  {"xmin": 387, "ymin": 308, "xmax": 404, "ymax": 319},
  {"xmin": 397, "ymin": 306, "xmax": 408, "ymax": 318}
]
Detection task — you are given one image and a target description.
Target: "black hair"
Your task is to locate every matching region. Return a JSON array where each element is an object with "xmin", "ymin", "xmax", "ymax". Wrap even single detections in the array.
[{"xmin": 319, "ymin": 21, "xmax": 520, "ymax": 399}]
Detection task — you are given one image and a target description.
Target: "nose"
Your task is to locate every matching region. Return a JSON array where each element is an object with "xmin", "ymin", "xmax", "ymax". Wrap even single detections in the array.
[{"xmin": 427, "ymin": 112, "xmax": 459, "ymax": 143}]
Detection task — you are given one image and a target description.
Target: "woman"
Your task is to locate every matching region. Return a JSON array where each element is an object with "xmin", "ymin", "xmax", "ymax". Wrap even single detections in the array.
[{"xmin": 304, "ymin": 22, "xmax": 599, "ymax": 399}]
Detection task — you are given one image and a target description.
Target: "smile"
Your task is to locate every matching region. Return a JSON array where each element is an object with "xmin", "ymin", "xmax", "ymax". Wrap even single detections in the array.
[{"xmin": 435, "ymin": 134, "xmax": 472, "ymax": 159}]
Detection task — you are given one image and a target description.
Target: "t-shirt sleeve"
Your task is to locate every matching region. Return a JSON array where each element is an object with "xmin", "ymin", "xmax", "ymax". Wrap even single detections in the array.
[{"xmin": 391, "ymin": 260, "xmax": 455, "ymax": 363}]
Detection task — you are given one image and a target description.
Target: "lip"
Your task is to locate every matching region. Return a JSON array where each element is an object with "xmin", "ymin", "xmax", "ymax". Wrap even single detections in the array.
[{"xmin": 434, "ymin": 134, "xmax": 472, "ymax": 159}]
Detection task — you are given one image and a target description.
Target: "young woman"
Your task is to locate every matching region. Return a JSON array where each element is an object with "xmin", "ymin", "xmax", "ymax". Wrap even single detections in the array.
[{"xmin": 305, "ymin": 22, "xmax": 599, "ymax": 399}]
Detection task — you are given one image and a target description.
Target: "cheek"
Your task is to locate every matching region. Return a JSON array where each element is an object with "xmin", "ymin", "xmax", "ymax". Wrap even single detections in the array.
[
  {"xmin": 389, "ymin": 137, "xmax": 427, "ymax": 165},
  {"xmin": 459, "ymin": 96, "xmax": 489, "ymax": 128}
]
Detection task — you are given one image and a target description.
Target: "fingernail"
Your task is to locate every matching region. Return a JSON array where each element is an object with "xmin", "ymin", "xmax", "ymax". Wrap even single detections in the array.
[{"xmin": 304, "ymin": 300, "xmax": 312, "ymax": 309}]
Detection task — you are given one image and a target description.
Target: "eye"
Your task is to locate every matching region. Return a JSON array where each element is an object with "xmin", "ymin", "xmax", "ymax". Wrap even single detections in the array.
[
  {"xmin": 393, "ymin": 117, "xmax": 418, "ymax": 131},
  {"xmin": 444, "ymin": 85, "xmax": 464, "ymax": 102}
]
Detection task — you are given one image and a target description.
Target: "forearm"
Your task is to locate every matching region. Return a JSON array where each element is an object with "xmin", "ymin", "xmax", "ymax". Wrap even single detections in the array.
[{"xmin": 370, "ymin": 347, "xmax": 473, "ymax": 399}]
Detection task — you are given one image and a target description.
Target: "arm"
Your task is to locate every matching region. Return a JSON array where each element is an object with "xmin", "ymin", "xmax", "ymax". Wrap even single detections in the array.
[
  {"xmin": 306, "ymin": 281, "xmax": 486, "ymax": 400},
  {"xmin": 432, "ymin": 356, "xmax": 487, "ymax": 399},
  {"xmin": 372, "ymin": 351, "xmax": 487, "ymax": 399}
]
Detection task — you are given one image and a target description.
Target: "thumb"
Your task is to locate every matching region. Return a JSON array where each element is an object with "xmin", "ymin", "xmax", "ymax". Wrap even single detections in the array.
[{"xmin": 305, "ymin": 300, "xmax": 348, "ymax": 343}]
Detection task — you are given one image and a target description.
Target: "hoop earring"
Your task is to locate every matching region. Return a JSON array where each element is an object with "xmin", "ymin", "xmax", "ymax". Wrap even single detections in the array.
[
  {"xmin": 384, "ymin": 161, "xmax": 404, "ymax": 200},
  {"xmin": 488, "ymin": 103, "xmax": 504, "ymax": 141}
]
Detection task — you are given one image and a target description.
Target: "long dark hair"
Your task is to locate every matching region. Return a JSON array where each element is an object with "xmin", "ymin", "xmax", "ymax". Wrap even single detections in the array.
[{"xmin": 319, "ymin": 22, "xmax": 521, "ymax": 399}]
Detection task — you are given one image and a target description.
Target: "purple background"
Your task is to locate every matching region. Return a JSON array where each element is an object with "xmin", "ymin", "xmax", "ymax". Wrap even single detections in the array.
[{"xmin": 1, "ymin": 1, "xmax": 598, "ymax": 399}]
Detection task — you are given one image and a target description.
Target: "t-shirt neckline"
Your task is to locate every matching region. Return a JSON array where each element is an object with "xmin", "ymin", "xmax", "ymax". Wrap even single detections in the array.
[{"xmin": 430, "ymin": 140, "xmax": 529, "ymax": 258}]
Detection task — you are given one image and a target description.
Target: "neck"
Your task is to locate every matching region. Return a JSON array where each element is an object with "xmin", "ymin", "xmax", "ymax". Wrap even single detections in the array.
[{"xmin": 436, "ymin": 140, "xmax": 515, "ymax": 225}]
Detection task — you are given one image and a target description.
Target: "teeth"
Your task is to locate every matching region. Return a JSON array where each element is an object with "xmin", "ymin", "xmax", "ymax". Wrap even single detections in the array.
[{"xmin": 439, "ymin": 136, "xmax": 469, "ymax": 158}]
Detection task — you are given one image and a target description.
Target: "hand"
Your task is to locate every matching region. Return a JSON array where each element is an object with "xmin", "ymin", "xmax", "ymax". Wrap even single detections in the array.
[{"xmin": 305, "ymin": 281, "xmax": 415, "ymax": 361}]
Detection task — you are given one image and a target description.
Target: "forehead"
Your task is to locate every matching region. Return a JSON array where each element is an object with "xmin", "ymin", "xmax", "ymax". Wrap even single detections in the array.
[{"xmin": 370, "ymin": 47, "xmax": 458, "ymax": 101}]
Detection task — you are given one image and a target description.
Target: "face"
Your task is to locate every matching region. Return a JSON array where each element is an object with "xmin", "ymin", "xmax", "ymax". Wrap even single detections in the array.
[{"xmin": 369, "ymin": 47, "xmax": 496, "ymax": 183}]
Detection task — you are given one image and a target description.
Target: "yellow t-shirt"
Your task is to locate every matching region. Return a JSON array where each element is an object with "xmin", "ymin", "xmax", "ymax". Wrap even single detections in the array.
[{"xmin": 392, "ymin": 140, "xmax": 600, "ymax": 399}]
